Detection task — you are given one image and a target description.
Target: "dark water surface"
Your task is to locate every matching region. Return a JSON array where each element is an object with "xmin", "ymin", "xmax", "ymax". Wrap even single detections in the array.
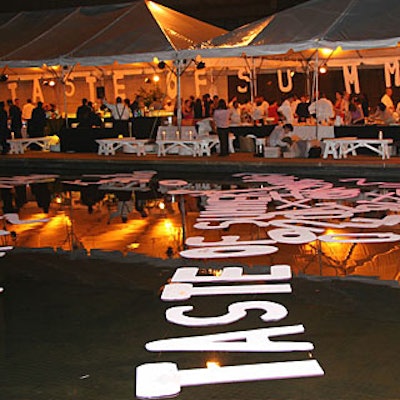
[
  {"xmin": 0, "ymin": 252, "xmax": 399, "ymax": 400},
  {"xmin": 1, "ymin": 172, "xmax": 400, "ymax": 399}
]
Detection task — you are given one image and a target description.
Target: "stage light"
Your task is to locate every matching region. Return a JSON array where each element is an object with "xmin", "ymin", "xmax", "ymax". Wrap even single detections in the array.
[
  {"xmin": 153, "ymin": 74, "xmax": 160, "ymax": 82},
  {"xmin": 48, "ymin": 79, "xmax": 56, "ymax": 87},
  {"xmin": 158, "ymin": 61, "xmax": 166, "ymax": 69},
  {"xmin": 319, "ymin": 66, "xmax": 328, "ymax": 74},
  {"xmin": 0, "ymin": 74, "xmax": 8, "ymax": 82},
  {"xmin": 196, "ymin": 61, "xmax": 205, "ymax": 70}
]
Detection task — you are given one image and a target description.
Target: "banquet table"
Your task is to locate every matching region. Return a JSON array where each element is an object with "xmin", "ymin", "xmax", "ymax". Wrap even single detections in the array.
[{"xmin": 292, "ymin": 124, "xmax": 334, "ymax": 140}]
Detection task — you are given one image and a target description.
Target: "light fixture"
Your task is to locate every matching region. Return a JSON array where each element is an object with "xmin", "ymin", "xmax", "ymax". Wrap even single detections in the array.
[
  {"xmin": 144, "ymin": 77, "xmax": 151, "ymax": 84},
  {"xmin": 153, "ymin": 74, "xmax": 160, "ymax": 83},
  {"xmin": 48, "ymin": 79, "xmax": 56, "ymax": 87},
  {"xmin": 0, "ymin": 74, "xmax": 8, "ymax": 82},
  {"xmin": 319, "ymin": 66, "xmax": 328, "ymax": 74},
  {"xmin": 158, "ymin": 61, "xmax": 166, "ymax": 69},
  {"xmin": 195, "ymin": 60, "xmax": 205, "ymax": 70}
]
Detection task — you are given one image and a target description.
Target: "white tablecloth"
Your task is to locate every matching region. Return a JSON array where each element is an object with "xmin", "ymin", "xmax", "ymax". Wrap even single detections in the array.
[{"xmin": 292, "ymin": 125, "xmax": 334, "ymax": 140}]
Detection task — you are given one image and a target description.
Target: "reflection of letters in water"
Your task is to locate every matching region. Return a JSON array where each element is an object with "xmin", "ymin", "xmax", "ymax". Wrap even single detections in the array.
[
  {"xmin": 179, "ymin": 174, "xmax": 400, "ymax": 259},
  {"xmin": 136, "ymin": 266, "xmax": 324, "ymax": 399}
]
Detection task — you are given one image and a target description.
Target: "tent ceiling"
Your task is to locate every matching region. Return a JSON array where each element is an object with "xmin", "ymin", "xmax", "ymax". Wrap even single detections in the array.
[
  {"xmin": 196, "ymin": 0, "xmax": 400, "ymax": 58},
  {"xmin": 0, "ymin": 0, "xmax": 226, "ymax": 68}
]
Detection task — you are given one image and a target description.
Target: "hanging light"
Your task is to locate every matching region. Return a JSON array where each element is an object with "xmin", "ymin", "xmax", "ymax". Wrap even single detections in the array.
[
  {"xmin": 319, "ymin": 66, "xmax": 328, "ymax": 74},
  {"xmin": 0, "ymin": 74, "xmax": 9, "ymax": 82},
  {"xmin": 196, "ymin": 61, "xmax": 206, "ymax": 70},
  {"xmin": 153, "ymin": 74, "xmax": 160, "ymax": 83},
  {"xmin": 48, "ymin": 79, "xmax": 56, "ymax": 87},
  {"xmin": 157, "ymin": 61, "xmax": 166, "ymax": 69}
]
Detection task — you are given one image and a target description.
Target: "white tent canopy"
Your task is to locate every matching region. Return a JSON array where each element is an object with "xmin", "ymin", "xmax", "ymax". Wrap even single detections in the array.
[
  {"xmin": 0, "ymin": 0, "xmax": 226, "ymax": 68},
  {"xmin": 193, "ymin": 0, "xmax": 400, "ymax": 59}
]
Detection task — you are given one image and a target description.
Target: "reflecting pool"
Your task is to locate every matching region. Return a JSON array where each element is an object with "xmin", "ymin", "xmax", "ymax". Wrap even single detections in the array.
[
  {"xmin": 1, "ymin": 172, "xmax": 400, "ymax": 282},
  {"xmin": 0, "ymin": 172, "xmax": 399, "ymax": 400}
]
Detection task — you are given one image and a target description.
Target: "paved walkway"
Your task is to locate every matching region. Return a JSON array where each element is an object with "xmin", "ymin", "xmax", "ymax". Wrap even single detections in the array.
[{"xmin": 1, "ymin": 149, "xmax": 400, "ymax": 178}]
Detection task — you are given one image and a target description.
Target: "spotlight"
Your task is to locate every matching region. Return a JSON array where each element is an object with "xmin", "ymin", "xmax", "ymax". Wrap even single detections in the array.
[
  {"xmin": 153, "ymin": 74, "xmax": 160, "ymax": 83},
  {"xmin": 158, "ymin": 61, "xmax": 166, "ymax": 69},
  {"xmin": 48, "ymin": 79, "xmax": 56, "ymax": 87},
  {"xmin": 144, "ymin": 77, "xmax": 151, "ymax": 84},
  {"xmin": 196, "ymin": 61, "xmax": 206, "ymax": 70},
  {"xmin": 319, "ymin": 66, "xmax": 328, "ymax": 74},
  {"xmin": 0, "ymin": 74, "xmax": 8, "ymax": 82}
]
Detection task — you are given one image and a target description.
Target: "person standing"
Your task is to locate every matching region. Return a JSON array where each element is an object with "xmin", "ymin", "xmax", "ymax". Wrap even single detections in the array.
[
  {"xmin": 213, "ymin": 98, "xmax": 231, "ymax": 157},
  {"xmin": 22, "ymin": 99, "xmax": 35, "ymax": 137},
  {"xmin": 30, "ymin": 101, "xmax": 47, "ymax": 138},
  {"xmin": 7, "ymin": 98, "xmax": 22, "ymax": 138},
  {"xmin": 381, "ymin": 87, "xmax": 395, "ymax": 113},
  {"xmin": 278, "ymin": 94, "xmax": 294, "ymax": 124},
  {"xmin": 202, "ymin": 93, "xmax": 213, "ymax": 118},
  {"xmin": 102, "ymin": 96, "xmax": 130, "ymax": 137},
  {"xmin": 76, "ymin": 98, "xmax": 92, "ymax": 127},
  {"xmin": 0, "ymin": 101, "xmax": 10, "ymax": 154}
]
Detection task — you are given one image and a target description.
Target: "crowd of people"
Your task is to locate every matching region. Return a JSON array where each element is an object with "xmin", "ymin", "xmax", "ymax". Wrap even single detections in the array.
[
  {"xmin": 2, "ymin": 87, "xmax": 399, "ymax": 156},
  {"xmin": 0, "ymin": 98, "xmax": 62, "ymax": 154}
]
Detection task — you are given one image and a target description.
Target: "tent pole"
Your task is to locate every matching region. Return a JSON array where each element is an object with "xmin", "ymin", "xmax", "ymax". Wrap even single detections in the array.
[
  {"xmin": 176, "ymin": 59, "xmax": 182, "ymax": 131},
  {"xmin": 252, "ymin": 57, "xmax": 257, "ymax": 100},
  {"xmin": 315, "ymin": 50, "xmax": 319, "ymax": 140}
]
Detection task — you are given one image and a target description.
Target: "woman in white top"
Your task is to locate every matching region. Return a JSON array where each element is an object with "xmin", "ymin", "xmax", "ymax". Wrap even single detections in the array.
[{"xmin": 229, "ymin": 100, "xmax": 242, "ymax": 125}]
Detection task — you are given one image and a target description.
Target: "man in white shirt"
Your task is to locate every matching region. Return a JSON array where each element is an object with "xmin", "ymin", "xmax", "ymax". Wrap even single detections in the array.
[
  {"xmin": 308, "ymin": 93, "xmax": 335, "ymax": 124},
  {"xmin": 268, "ymin": 123, "xmax": 294, "ymax": 149},
  {"xmin": 22, "ymin": 98, "xmax": 35, "ymax": 137},
  {"xmin": 102, "ymin": 97, "xmax": 131, "ymax": 136},
  {"xmin": 380, "ymin": 87, "xmax": 395, "ymax": 113},
  {"xmin": 277, "ymin": 95, "xmax": 294, "ymax": 124}
]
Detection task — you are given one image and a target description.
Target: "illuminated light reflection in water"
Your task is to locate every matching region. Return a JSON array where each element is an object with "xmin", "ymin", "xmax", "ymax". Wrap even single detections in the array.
[{"xmin": 1, "ymin": 173, "xmax": 400, "ymax": 282}]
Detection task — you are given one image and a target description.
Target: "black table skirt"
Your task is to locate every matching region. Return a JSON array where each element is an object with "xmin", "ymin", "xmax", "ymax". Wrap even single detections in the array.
[
  {"xmin": 334, "ymin": 125, "xmax": 400, "ymax": 140},
  {"xmin": 334, "ymin": 125, "xmax": 400, "ymax": 155},
  {"xmin": 132, "ymin": 117, "xmax": 161, "ymax": 139},
  {"xmin": 229, "ymin": 124, "xmax": 276, "ymax": 149},
  {"xmin": 60, "ymin": 127, "xmax": 116, "ymax": 153}
]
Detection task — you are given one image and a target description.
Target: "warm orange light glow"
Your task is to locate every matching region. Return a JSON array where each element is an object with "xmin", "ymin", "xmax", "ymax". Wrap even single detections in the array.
[
  {"xmin": 127, "ymin": 242, "xmax": 140, "ymax": 250},
  {"xmin": 319, "ymin": 66, "xmax": 328, "ymax": 74},
  {"xmin": 320, "ymin": 48, "xmax": 334, "ymax": 56},
  {"xmin": 153, "ymin": 74, "xmax": 160, "ymax": 83},
  {"xmin": 206, "ymin": 361, "xmax": 220, "ymax": 369}
]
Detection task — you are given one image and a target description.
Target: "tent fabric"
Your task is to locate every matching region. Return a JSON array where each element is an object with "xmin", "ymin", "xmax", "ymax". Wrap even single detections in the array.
[
  {"xmin": 196, "ymin": 0, "xmax": 400, "ymax": 58},
  {"xmin": 0, "ymin": 0, "xmax": 226, "ymax": 67}
]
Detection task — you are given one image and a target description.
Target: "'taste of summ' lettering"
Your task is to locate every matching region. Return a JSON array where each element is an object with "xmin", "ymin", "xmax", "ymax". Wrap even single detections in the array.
[{"xmin": 135, "ymin": 266, "xmax": 324, "ymax": 399}]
